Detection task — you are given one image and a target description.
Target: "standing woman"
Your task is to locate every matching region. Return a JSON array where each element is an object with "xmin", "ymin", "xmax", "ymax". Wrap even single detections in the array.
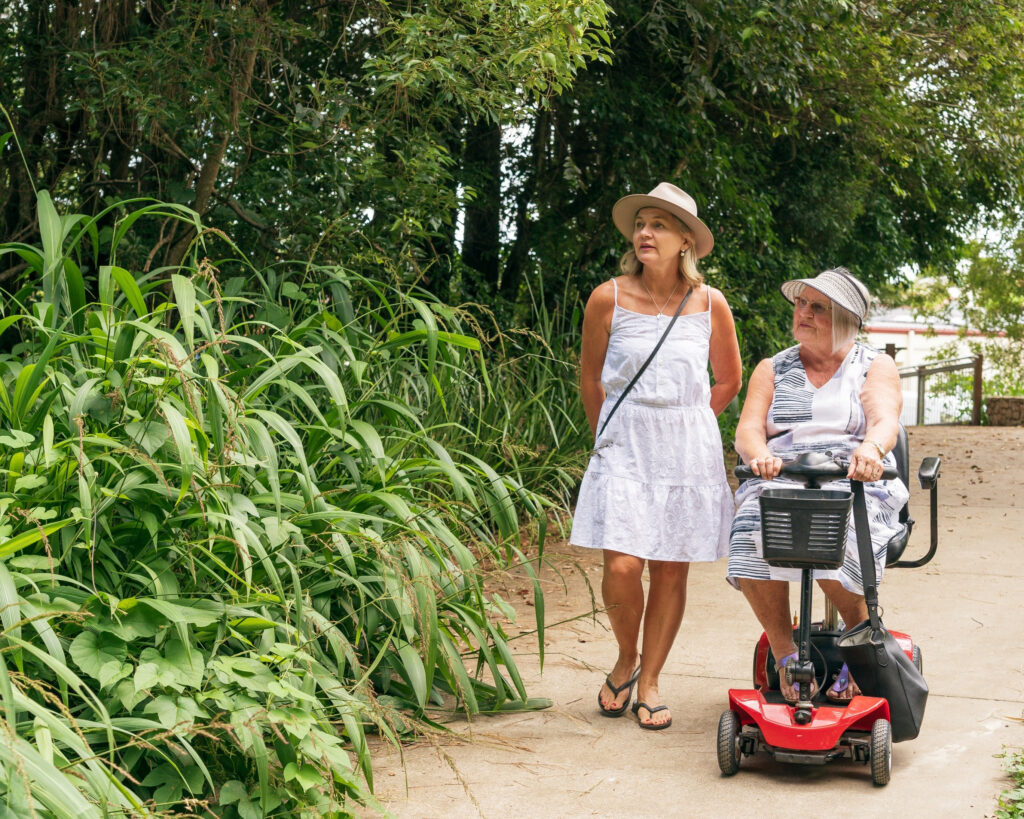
[{"xmin": 570, "ymin": 183, "xmax": 742, "ymax": 729}]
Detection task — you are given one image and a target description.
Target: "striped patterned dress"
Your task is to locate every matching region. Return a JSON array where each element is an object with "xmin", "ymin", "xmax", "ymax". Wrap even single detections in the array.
[{"xmin": 727, "ymin": 342, "xmax": 909, "ymax": 592}]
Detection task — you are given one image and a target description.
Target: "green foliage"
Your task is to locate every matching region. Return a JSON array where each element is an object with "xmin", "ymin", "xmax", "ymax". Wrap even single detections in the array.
[
  {"xmin": 997, "ymin": 744, "xmax": 1024, "ymax": 818},
  {"xmin": 495, "ymin": 0, "xmax": 1024, "ymax": 362},
  {"xmin": 0, "ymin": 193, "xmax": 553, "ymax": 815},
  {"xmin": 6, "ymin": 1, "xmax": 1024, "ymax": 372},
  {"xmin": 0, "ymin": 0, "xmax": 611, "ymax": 282},
  {"xmin": 910, "ymin": 225, "xmax": 1024, "ymax": 400},
  {"xmin": 959, "ymin": 230, "xmax": 1024, "ymax": 344}
]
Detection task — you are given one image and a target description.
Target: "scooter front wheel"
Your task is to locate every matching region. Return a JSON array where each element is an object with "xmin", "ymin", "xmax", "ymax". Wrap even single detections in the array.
[
  {"xmin": 870, "ymin": 718, "xmax": 892, "ymax": 786},
  {"xmin": 717, "ymin": 710, "xmax": 741, "ymax": 776}
]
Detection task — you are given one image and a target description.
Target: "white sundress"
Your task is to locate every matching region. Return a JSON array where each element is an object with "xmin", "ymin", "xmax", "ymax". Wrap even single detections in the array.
[
  {"xmin": 726, "ymin": 342, "xmax": 910, "ymax": 593},
  {"xmin": 569, "ymin": 279, "xmax": 733, "ymax": 562}
]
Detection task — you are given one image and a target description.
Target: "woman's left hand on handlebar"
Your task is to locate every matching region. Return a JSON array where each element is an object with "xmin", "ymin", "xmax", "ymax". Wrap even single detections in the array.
[{"xmin": 847, "ymin": 443, "xmax": 884, "ymax": 481}]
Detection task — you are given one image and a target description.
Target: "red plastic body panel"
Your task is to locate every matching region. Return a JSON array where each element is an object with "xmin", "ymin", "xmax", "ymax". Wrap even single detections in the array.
[
  {"xmin": 889, "ymin": 629, "xmax": 915, "ymax": 659},
  {"xmin": 728, "ymin": 689, "xmax": 890, "ymax": 751}
]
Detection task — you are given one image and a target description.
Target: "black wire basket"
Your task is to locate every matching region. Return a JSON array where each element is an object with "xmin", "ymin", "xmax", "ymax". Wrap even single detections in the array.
[{"xmin": 759, "ymin": 488, "xmax": 853, "ymax": 569}]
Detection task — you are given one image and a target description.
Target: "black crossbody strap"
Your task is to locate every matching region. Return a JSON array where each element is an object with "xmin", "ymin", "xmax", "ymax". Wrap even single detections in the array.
[
  {"xmin": 597, "ymin": 286, "xmax": 694, "ymax": 440},
  {"xmin": 851, "ymin": 480, "xmax": 883, "ymax": 630}
]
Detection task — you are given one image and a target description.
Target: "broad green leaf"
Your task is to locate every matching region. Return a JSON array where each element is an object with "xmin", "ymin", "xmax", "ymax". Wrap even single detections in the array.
[
  {"xmin": 68, "ymin": 631, "xmax": 127, "ymax": 681},
  {"xmin": 144, "ymin": 694, "xmax": 204, "ymax": 730},
  {"xmin": 219, "ymin": 780, "xmax": 248, "ymax": 805},
  {"xmin": 0, "ymin": 518, "xmax": 75, "ymax": 558},
  {"xmin": 136, "ymin": 598, "xmax": 220, "ymax": 628},
  {"xmin": 172, "ymin": 273, "xmax": 196, "ymax": 346},
  {"xmin": 395, "ymin": 641, "xmax": 427, "ymax": 708},
  {"xmin": 159, "ymin": 400, "xmax": 194, "ymax": 496},
  {"xmin": 0, "ymin": 429, "xmax": 35, "ymax": 448},
  {"xmin": 13, "ymin": 473, "xmax": 47, "ymax": 492},
  {"xmin": 124, "ymin": 420, "xmax": 169, "ymax": 455},
  {"xmin": 283, "ymin": 761, "xmax": 323, "ymax": 791}
]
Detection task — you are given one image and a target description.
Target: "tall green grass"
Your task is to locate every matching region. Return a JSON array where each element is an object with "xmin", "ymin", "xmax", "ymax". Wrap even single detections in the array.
[{"xmin": 0, "ymin": 192, "xmax": 554, "ymax": 815}]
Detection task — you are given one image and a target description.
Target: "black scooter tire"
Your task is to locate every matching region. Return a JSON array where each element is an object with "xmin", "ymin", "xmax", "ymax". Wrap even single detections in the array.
[{"xmin": 717, "ymin": 710, "xmax": 741, "ymax": 776}]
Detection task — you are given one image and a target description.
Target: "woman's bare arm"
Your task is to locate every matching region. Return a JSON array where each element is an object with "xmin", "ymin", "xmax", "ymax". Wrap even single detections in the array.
[
  {"xmin": 708, "ymin": 287, "xmax": 743, "ymax": 416},
  {"xmin": 579, "ymin": 280, "xmax": 615, "ymax": 436},
  {"xmin": 734, "ymin": 358, "xmax": 782, "ymax": 479},
  {"xmin": 848, "ymin": 352, "xmax": 903, "ymax": 480}
]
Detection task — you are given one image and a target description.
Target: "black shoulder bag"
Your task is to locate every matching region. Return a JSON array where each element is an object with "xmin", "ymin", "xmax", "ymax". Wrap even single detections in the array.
[
  {"xmin": 837, "ymin": 480, "xmax": 929, "ymax": 742},
  {"xmin": 596, "ymin": 286, "xmax": 694, "ymax": 440}
]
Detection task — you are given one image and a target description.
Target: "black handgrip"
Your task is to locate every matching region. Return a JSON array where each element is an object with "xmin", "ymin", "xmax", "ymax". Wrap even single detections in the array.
[
  {"xmin": 917, "ymin": 456, "xmax": 941, "ymax": 488},
  {"xmin": 734, "ymin": 451, "xmax": 897, "ymax": 482}
]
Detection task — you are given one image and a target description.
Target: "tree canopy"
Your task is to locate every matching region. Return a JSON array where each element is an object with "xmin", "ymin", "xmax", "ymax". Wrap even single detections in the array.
[{"xmin": 2, "ymin": 0, "xmax": 1023, "ymax": 354}]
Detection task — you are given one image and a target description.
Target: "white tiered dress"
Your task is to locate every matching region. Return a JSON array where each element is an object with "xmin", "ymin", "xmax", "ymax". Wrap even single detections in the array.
[{"xmin": 569, "ymin": 279, "xmax": 733, "ymax": 562}]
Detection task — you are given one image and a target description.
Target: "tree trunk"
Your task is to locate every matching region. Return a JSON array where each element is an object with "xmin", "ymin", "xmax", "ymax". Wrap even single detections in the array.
[
  {"xmin": 460, "ymin": 118, "xmax": 502, "ymax": 299},
  {"xmin": 502, "ymin": 109, "xmax": 550, "ymax": 303},
  {"xmin": 164, "ymin": 18, "xmax": 261, "ymax": 270}
]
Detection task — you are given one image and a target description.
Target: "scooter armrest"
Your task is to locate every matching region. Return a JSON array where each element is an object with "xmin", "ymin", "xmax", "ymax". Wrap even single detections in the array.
[{"xmin": 918, "ymin": 457, "xmax": 941, "ymax": 489}]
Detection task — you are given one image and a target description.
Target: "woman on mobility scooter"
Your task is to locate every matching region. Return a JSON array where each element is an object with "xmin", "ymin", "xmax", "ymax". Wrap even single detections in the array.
[{"xmin": 727, "ymin": 267, "xmax": 908, "ymax": 703}]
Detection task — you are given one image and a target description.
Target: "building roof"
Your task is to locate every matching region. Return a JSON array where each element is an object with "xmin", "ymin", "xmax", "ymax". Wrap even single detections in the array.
[{"xmin": 864, "ymin": 304, "xmax": 993, "ymax": 337}]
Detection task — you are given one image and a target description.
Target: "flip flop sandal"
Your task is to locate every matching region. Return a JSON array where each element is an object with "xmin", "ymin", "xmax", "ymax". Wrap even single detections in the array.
[
  {"xmin": 598, "ymin": 664, "xmax": 641, "ymax": 717},
  {"xmin": 825, "ymin": 662, "xmax": 860, "ymax": 703},
  {"xmin": 632, "ymin": 701, "xmax": 672, "ymax": 730},
  {"xmin": 776, "ymin": 651, "xmax": 819, "ymax": 704}
]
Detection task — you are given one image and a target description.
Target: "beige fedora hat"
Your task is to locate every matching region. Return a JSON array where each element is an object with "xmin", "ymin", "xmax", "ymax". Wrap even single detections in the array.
[{"xmin": 612, "ymin": 182, "xmax": 714, "ymax": 258}]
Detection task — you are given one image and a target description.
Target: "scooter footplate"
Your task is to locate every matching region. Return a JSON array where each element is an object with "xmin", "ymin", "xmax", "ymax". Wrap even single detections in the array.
[{"xmin": 728, "ymin": 689, "xmax": 889, "ymax": 751}]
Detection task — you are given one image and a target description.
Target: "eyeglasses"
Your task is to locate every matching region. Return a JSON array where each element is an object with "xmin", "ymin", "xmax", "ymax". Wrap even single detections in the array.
[{"xmin": 794, "ymin": 296, "xmax": 832, "ymax": 317}]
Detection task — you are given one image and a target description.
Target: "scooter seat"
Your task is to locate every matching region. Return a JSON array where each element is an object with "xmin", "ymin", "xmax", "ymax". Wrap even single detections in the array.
[{"xmin": 884, "ymin": 521, "xmax": 912, "ymax": 566}]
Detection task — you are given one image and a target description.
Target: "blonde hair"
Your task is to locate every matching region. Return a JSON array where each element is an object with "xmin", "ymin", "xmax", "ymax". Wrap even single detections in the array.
[
  {"xmin": 792, "ymin": 283, "xmax": 861, "ymax": 352},
  {"xmin": 617, "ymin": 217, "xmax": 704, "ymax": 288}
]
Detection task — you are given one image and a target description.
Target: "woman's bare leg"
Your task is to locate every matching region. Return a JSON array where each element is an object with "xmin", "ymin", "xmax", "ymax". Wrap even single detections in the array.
[
  {"xmin": 599, "ymin": 550, "xmax": 645, "ymax": 711},
  {"xmin": 634, "ymin": 560, "xmax": 690, "ymax": 726},
  {"xmin": 819, "ymin": 579, "xmax": 868, "ymax": 698},
  {"xmin": 738, "ymin": 578, "xmax": 809, "ymax": 699},
  {"xmin": 737, "ymin": 578, "xmax": 796, "ymax": 659},
  {"xmin": 818, "ymin": 579, "xmax": 868, "ymax": 629}
]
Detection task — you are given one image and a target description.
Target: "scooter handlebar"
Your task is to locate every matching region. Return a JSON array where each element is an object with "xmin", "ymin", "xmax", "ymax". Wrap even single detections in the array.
[{"xmin": 734, "ymin": 451, "xmax": 898, "ymax": 482}]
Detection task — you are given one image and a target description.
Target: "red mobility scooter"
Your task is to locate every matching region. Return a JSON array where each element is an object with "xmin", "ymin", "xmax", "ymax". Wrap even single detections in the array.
[{"xmin": 717, "ymin": 432, "xmax": 941, "ymax": 786}]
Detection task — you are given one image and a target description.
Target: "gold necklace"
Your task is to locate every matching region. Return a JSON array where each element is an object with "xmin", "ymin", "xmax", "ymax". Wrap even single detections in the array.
[{"xmin": 640, "ymin": 275, "xmax": 680, "ymax": 315}]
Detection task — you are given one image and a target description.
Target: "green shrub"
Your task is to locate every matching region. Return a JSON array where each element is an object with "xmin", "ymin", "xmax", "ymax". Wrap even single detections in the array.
[
  {"xmin": 997, "ymin": 745, "xmax": 1024, "ymax": 818},
  {"xmin": 0, "ymin": 192, "xmax": 549, "ymax": 816}
]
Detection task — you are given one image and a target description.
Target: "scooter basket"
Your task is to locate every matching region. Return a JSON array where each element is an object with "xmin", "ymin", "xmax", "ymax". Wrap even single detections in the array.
[{"xmin": 759, "ymin": 488, "xmax": 853, "ymax": 569}]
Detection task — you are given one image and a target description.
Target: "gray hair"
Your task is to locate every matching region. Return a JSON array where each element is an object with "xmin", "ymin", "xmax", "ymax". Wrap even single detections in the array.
[{"xmin": 793, "ymin": 282, "xmax": 861, "ymax": 352}]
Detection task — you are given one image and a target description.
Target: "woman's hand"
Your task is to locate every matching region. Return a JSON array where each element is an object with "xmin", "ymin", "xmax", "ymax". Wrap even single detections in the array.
[
  {"xmin": 847, "ymin": 442, "xmax": 885, "ymax": 482},
  {"xmin": 749, "ymin": 454, "xmax": 783, "ymax": 480}
]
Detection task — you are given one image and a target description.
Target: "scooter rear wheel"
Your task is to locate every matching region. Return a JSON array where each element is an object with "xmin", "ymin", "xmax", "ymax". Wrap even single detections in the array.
[
  {"xmin": 717, "ymin": 710, "xmax": 741, "ymax": 776},
  {"xmin": 870, "ymin": 718, "xmax": 892, "ymax": 786}
]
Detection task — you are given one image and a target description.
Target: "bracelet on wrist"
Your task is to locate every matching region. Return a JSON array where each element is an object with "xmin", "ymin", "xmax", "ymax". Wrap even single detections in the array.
[{"xmin": 864, "ymin": 438, "xmax": 886, "ymax": 459}]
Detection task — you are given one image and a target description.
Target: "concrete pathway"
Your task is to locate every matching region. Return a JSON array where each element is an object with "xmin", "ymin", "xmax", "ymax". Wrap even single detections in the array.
[{"xmin": 366, "ymin": 426, "xmax": 1024, "ymax": 818}]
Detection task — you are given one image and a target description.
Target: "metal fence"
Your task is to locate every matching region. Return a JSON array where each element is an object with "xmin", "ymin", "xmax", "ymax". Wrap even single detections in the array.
[{"xmin": 898, "ymin": 354, "xmax": 983, "ymax": 426}]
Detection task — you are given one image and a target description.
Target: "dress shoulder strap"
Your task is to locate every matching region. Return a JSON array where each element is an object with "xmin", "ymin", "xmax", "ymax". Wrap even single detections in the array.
[{"xmin": 612, "ymin": 277, "xmax": 619, "ymax": 306}]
